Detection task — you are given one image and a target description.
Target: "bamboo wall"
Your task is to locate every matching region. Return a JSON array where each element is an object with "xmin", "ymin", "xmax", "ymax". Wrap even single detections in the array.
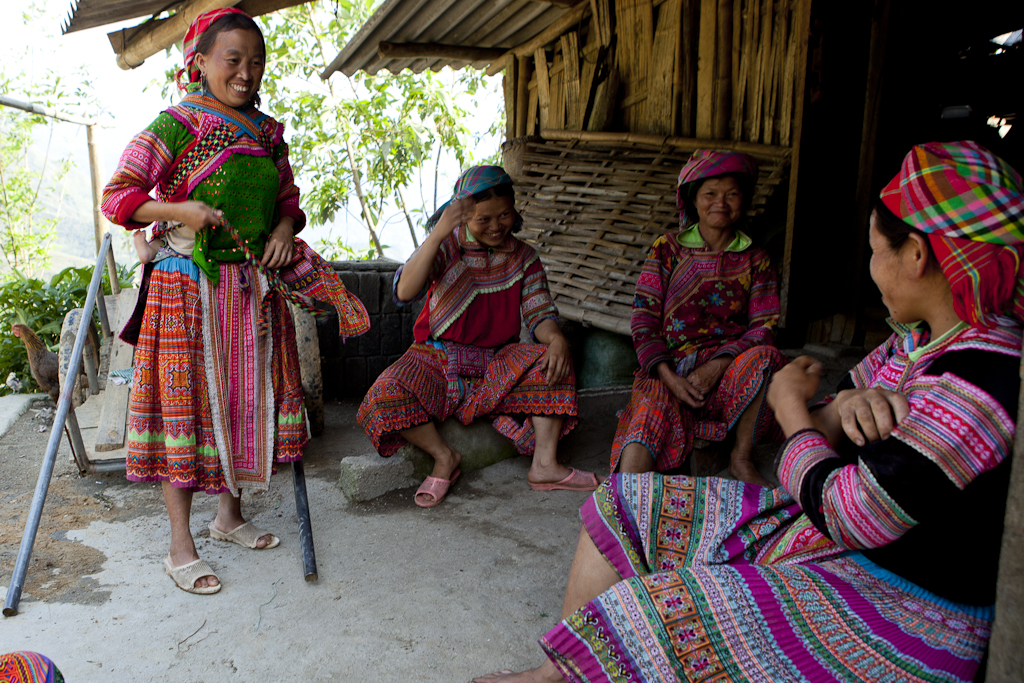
[{"xmin": 503, "ymin": 0, "xmax": 806, "ymax": 146}]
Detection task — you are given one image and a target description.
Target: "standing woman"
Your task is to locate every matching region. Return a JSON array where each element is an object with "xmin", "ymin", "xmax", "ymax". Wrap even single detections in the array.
[{"xmin": 102, "ymin": 8, "xmax": 365, "ymax": 593}]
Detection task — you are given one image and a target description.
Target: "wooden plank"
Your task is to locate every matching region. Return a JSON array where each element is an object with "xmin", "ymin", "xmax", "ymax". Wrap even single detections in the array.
[
  {"xmin": 615, "ymin": 0, "xmax": 654, "ymax": 133},
  {"xmin": 778, "ymin": 0, "xmax": 811, "ymax": 327},
  {"xmin": 527, "ymin": 86, "xmax": 540, "ymax": 135},
  {"xmin": 504, "ymin": 53, "xmax": 518, "ymax": 140},
  {"xmin": 586, "ymin": 64, "xmax": 618, "ymax": 131},
  {"xmin": 550, "ymin": 53, "xmax": 566, "ymax": 130},
  {"xmin": 695, "ymin": 0, "xmax": 717, "ymax": 138},
  {"xmin": 648, "ymin": 0, "xmax": 681, "ymax": 136},
  {"xmin": 535, "ymin": 48, "xmax": 552, "ymax": 131},
  {"xmin": 713, "ymin": 0, "xmax": 732, "ymax": 138},
  {"xmin": 577, "ymin": 29, "xmax": 601, "ymax": 130},
  {"xmin": 592, "ymin": 0, "xmax": 613, "ymax": 46},
  {"xmin": 733, "ymin": 0, "xmax": 753, "ymax": 140},
  {"xmin": 517, "ymin": 55, "xmax": 532, "ymax": 137},
  {"xmin": 561, "ymin": 32, "xmax": 583, "ymax": 130},
  {"xmin": 94, "ymin": 288, "xmax": 138, "ymax": 452},
  {"xmin": 678, "ymin": 0, "xmax": 698, "ymax": 136}
]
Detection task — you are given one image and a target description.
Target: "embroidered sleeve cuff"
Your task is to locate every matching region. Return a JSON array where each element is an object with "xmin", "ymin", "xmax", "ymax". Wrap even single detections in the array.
[
  {"xmin": 109, "ymin": 191, "xmax": 155, "ymax": 231},
  {"xmin": 277, "ymin": 202, "xmax": 306, "ymax": 234},
  {"xmin": 775, "ymin": 429, "xmax": 838, "ymax": 503}
]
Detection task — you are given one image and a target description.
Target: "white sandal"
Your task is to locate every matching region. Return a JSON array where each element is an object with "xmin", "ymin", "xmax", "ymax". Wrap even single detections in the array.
[
  {"xmin": 164, "ymin": 556, "xmax": 221, "ymax": 594},
  {"xmin": 209, "ymin": 521, "xmax": 280, "ymax": 549}
]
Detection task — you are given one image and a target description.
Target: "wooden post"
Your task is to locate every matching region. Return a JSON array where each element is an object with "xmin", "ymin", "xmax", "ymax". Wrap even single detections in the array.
[
  {"xmin": 713, "ymin": 0, "xmax": 733, "ymax": 139},
  {"xmin": 649, "ymin": 0, "xmax": 681, "ymax": 136},
  {"xmin": 777, "ymin": 0, "xmax": 811, "ymax": 327},
  {"xmin": 848, "ymin": 0, "xmax": 889, "ymax": 320},
  {"xmin": 86, "ymin": 124, "xmax": 120, "ymax": 296},
  {"xmin": 696, "ymin": 0, "xmax": 718, "ymax": 138},
  {"xmin": 535, "ymin": 49, "xmax": 551, "ymax": 132},
  {"xmin": 504, "ymin": 54, "xmax": 518, "ymax": 140},
  {"xmin": 988, "ymin": 335, "xmax": 1024, "ymax": 680},
  {"xmin": 678, "ymin": 0, "xmax": 698, "ymax": 136},
  {"xmin": 115, "ymin": 0, "xmax": 239, "ymax": 70},
  {"xmin": 516, "ymin": 55, "xmax": 532, "ymax": 137}
]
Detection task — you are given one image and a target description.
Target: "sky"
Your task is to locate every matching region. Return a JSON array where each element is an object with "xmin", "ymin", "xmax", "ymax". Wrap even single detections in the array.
[{"xmin": 0, "ymin": 0, "xmax": 505, "ymax": 269}]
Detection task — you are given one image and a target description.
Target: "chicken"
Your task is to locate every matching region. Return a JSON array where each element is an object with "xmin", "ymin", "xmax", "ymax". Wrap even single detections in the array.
[{"xmin": 11, "ymin": 324, "xmax": 61, "ymax": 401}]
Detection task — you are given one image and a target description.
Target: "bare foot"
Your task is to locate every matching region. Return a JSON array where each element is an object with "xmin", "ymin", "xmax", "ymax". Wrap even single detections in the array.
[
  {"xmin": 168, "ymin": 542, "xmax": 218, "ymax": 589},
  {"xmin": 211, "ymin": 518, "xmax": 276, "ymax": 549},
  {"xmin": 728, "ymin": 458, "xmax": 772, "ymax": 487},
  {"xmin": 472, "ymin": 661, "xmax": 563, "ymax": 682}
]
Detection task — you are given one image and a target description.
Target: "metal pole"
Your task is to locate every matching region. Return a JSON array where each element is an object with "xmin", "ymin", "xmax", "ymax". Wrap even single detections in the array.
[
  {"xmin": 3, "ymin": 235, "xmax": 111, "ymax": 617},
  {"xmin": 0, "ymin": 94, "xmax": 95, "ymax": 125},
  {"xmin": 291, "ymin": 460, "xmax": 318, "ymax": 582}
]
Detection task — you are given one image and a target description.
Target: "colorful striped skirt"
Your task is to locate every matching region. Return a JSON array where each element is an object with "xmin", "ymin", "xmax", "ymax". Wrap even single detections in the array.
[
  {"xmin": 610, "ymin": 345, "xmax": 786, "ymax": 472},
  {"xmin": 125, "ymin": 258, "xmax": 306, "ymax": 494},
  {"xmin": 541, "ymin": 474, "xmax": 991, "ymax": 683},
  {"xmin": 357, "ymin": 341, "xmax": 578, "ymax": 457},
  {"xmin": 0, "ymin": 652, "xmax": 63, "ymax": 683}
]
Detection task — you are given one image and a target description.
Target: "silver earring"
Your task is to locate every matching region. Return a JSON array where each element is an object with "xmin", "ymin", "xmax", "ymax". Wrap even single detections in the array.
[{"xmin": 201, "ymin": 73, "xmax": 209, "ymax": 97}]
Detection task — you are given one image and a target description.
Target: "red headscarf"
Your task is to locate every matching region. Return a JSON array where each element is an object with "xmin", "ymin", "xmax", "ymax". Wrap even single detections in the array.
[
  {"xmin": 879, "ymin": 141, "xmax": 1024, "ymax": 327},
  {"xmin": 175, "ymin": 6, "xmax": 251, "ymax": 91}
]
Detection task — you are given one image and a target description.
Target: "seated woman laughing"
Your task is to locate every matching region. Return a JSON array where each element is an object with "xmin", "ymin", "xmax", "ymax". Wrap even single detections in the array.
[{"xmin": 357, "ymin": 166, "xmax": 600, "ymax": 507}]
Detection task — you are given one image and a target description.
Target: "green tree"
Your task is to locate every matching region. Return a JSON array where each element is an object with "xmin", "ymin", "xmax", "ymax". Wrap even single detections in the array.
[{"xmin": 256, "ymin": 0, "xmax": 497, "ymax": 256}]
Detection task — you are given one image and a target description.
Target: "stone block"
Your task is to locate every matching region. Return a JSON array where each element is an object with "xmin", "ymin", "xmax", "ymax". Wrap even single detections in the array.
[
  {"xmin": 338, "ymin": 272, "xmax": 358, "ymax": 294},
  {"xmin": 379, "ymin": 314, "xmax": 403, "ymax": 356},
  {"xmin": 344, "ymin": 357, "xmax": 367, "ymax": 397},
  {"xmin": 579, "ymin": 329, "xmax": 639, "ymax": 389},
  {"xmin": 337, "ymin": 454, "xmax": 418, "ymax": 502},
  {"xmin": 395, "ymin": 419, "xmax": 520, "ymax": 481},
  {"xmin": 380, "ymin": 272, "xmax": 399, "ymax": 314},
  {"xmin": 357, "ymin": 318, "xmax": 381, "ymax": 357},
  {"xmin": 358, "ymin": 272, "xmax": 380, "ymax": 315},
  {"xmin": 321, "ymin": 357, "xmax": 345, "ymax": 400},
  {"xmin": 315, "ymin": 312, "xmax": 339, "ymax": 357}
]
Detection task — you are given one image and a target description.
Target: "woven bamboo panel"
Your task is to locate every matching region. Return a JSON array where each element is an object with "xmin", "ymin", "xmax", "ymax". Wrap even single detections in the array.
[{"xmin": 505, "ymin": 132, "xmax": 791, "ymax": 335}]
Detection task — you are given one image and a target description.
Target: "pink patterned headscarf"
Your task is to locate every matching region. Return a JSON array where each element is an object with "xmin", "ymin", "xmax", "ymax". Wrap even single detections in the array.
[{"xmin": 676, "ymin": 150, "xmax": 758, "ymax": 225}]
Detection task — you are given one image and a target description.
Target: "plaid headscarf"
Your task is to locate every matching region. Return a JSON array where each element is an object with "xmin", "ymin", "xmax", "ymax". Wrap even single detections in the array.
[
  {"xmin": 425, "ymin": 165, "xmax": 522, "ymax": 233},
  {"xmin": 175, "ymin": 6, "xmax": 251, "ymax": 92},
  {"xmin": 880, "ymin": 140, "xmax": 1024, "ymax": 327},
  {"xmin": 676, "ymin": 150, "xmax": 758, "ymax": 225}
]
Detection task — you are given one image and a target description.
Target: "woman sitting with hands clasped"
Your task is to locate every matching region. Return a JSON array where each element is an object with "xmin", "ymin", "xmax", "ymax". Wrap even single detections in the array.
[
  {"xmin": 357, "ymin": 166, "xmax": 599, "ymax": 507},
  {"xmin": 474, "ymin": 140, "xmax": 1019, "ymax": 683},
  {"xmin": 612, "ymin": 149, "xmax": 787, "ymax": 484}
]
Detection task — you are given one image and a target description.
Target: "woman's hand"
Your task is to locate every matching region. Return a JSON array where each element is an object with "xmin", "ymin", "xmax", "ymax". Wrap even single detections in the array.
[
  {"xmin": 832, "ymin": 388, "xmax": 910, "ymax": 447},
  {"xmin": 538, "ymin": 334, "xmax": 571, "ymax": 387},
  {"xmin": 175, "ymin": 201, "xmax": 223, "ymax": 234},
  {"xmin": 686, "ymin": 357, "xmax": 731, "ymax": 395},
  {"xmin": 766, "ymin": 356, "xmax": 822, "ymax": 436},
  {"xmin": 261, "ymin": 220, "xmax": 295, "ymax": 269},
  {"xmin": 657, "ymin": 362, "xmax": 706, "ymax": 409},
  {"xmin": 434, "ymin": 198, "xmax": 473, "ymax": 238}
]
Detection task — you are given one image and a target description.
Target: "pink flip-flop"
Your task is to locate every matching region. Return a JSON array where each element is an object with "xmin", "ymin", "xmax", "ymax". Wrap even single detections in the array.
[
  {"xmin": 528, "ymin": 468, "xmax": 602, "ymax": 492},
  {"xmin": 415, "ymin": 469, "xmax": 461, "ymax": 508}
]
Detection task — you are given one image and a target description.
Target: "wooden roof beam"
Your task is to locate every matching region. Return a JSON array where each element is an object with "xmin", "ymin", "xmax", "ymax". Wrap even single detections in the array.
[
  {"xmin": 377, "ymin": 41, "xmax": 507, "ymax": 63},
  {"xmin": 111, "ymin": 0, "xmax": 240, "ymax": 70}
]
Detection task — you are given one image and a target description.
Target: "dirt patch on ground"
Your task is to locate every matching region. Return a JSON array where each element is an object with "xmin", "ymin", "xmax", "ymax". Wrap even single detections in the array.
[{"xmin": 0, "ymin": 400, "xmax": 301, "ymax": 607}]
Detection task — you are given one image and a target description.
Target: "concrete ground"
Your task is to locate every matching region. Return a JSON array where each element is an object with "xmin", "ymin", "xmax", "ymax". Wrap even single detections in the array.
[
  {"xmin": 0, "ymin": 398, "xmax": 616, "ymax": 682},
  {"xmin": 0, "ymin": 346, "xmax": 856, "ymax": 682}
]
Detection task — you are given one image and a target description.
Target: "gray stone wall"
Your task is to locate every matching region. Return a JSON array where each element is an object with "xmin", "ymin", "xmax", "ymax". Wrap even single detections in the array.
[{"xmin": 320, "ymin": 260, "xmax": 423, "ymax": 400}]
